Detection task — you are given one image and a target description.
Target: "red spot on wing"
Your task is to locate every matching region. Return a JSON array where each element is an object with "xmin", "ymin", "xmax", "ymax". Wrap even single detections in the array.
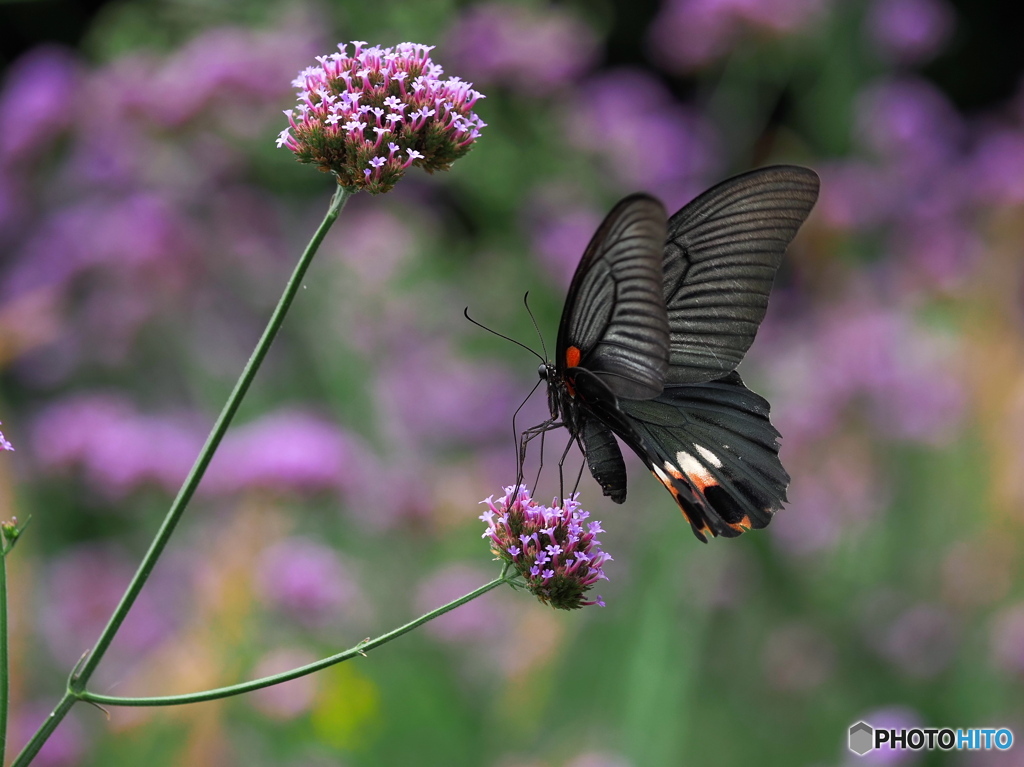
[{"xmin": 565, "ymin": 345, "xmax": 581, "ymax": 368}]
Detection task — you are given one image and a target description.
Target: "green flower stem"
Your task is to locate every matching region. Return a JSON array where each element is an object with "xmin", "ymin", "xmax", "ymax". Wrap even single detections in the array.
[
  {"xmin": 80, "ymin": 575, "xmax": 510, "ymax": 707},
  {"xmin": 1, "ymin": 546, "xmax": 9, "ymax": 766},
  {"xmin": 12, "ymin": 183, "xmax": 354, "ymax": 767}
]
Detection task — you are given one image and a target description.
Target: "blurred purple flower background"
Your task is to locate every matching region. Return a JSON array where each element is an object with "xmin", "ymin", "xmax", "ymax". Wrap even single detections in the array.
[
  {"xmin": 445, "ymin": 2, "xmax": 599, "ymax": 94},
  {"xmin": 2, "ymin": 0, "xmax": 1024, "ymax": 765}
]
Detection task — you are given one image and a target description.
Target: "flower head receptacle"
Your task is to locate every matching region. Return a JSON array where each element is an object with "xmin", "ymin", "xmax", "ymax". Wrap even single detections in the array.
[{"xmin": 481, "ymin": 485, "xmax": 610, "ymax": 610}]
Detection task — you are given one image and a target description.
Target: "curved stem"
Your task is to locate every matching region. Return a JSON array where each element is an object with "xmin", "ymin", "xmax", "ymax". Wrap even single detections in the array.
[
  {"xmin": 71, "ymin": 184, "xmax": 353, "ymax": 691},
  {"xmin": 81, "ymin": 575, "xmax": 509, "ymax": 707},
  {"xmin": 12, "ymin": 183, "xmax": 354, "ymax": 767}
]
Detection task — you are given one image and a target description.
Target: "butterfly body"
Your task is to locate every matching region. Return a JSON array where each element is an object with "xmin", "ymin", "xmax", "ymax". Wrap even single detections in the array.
[{"xmin": 533, "ymin": 166, "xmax": 819, "ymax": 542}]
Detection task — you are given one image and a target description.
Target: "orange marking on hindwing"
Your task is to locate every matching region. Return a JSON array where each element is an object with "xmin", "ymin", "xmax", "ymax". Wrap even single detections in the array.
[
  {"xmin": 671, "ymin": 452, "xmax": 719, "ymax": 493},
  {"xmin": 652, "ymin": 465, "xmax": 687, "ymax": 513},
  {"xmin": 651, "ymin": 466, "xmax": 681, "ymax": 499},
  {"xmin": 727, "ymin": 515, "xmax": 752, "ymax": 533},
  {"xmin": 565, "ymin": 345, "xmax": 581, "ymax": 368},
  {"xmin": 688, "ymin": 472, "xmax": 717, "ymax": 493},
  {"xmin": 652, "ymin": 465, "xmax": 715, "ymax": 541}
]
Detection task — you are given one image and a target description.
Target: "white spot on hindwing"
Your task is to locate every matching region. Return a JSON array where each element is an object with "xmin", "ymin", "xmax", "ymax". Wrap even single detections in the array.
[
  {"xmin": 675, "ymin": 450, "xmax": 717, "ymax": 490},
  {"xmin": 694, "ymin": 444, "xmax": 723, "ymax": 468},
  {"xmin": 675, "ymin": 451, "xmax": 702, "ymax": 476}
]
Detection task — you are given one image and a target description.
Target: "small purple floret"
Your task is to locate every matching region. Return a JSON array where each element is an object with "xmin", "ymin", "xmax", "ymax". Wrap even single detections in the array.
[{"xmin": 480, "ymin": 485, "xmax": 611, "ymax": 610}]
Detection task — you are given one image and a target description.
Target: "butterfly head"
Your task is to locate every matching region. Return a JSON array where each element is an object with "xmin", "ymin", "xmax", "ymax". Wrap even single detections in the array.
[{"xmin": 538, "ymin": 361, "xmax": 562, "ymax": 420}]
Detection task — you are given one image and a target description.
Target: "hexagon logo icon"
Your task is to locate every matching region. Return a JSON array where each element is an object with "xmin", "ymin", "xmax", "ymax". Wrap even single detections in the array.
[{"xmin": 849, "ymin": 721, "xmax": 874, "ymax": 756}]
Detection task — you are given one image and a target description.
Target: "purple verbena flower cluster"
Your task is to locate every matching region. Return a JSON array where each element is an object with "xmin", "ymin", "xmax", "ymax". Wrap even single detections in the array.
[
  {"xmin": 0, "ymin": 422, "xmax": 12, "ymax": 452},
  {"xmin": 480, "ymin": 485, "xmax": 609, "ymax": 610},
  {"xmin": 277, "ymin": 41, "xmax": 486, "ymax": 193}
]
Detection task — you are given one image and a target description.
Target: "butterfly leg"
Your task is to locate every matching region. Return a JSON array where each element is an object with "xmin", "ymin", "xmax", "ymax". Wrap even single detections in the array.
[
  {"xmin": 517, "ymin": 418, "xmax": 561, "ymax": 495},
  {"xmin": 517, "ymin": 419, "xmax": 550, "ymax": 487},
  {"xmin": 531, "ymin": 429, "xmax": 550, "ymax": 500},
  {"xmin": 554, "ymin": 433, "xmax": 576, "ymax": 506},
  {"xmin": 511, "ymin": 378, "xmax": 545, "ymax": 490},
  {"xmin": 569, "ymin": 435, "xmax": 587, "ymax": 499}
]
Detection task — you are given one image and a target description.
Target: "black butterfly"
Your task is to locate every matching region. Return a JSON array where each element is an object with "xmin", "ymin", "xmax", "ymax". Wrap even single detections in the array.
[{"xmin": 527, "ymin": 165, "xmax": 819, "ymax": 542}]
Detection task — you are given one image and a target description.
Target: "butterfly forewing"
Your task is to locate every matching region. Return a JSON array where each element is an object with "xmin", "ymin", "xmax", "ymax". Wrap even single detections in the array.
[
  {"xmin": 557, "ymin": 194, "xmax": 671, "ymax": 400},
  {"xmin": 662, "ymin": 166, "xmax": 819, "ymax": 384}
]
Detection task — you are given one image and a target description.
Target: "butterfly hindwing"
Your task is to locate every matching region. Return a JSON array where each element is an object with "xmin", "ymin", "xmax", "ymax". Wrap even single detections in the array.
[
  {"xmin": 662, "ymin": 165, "xmax": 819, "ymax": 384},
  {"xmin": 557, "ymin": 194, "xmax": 671, "ymax": 400},
  {"xmin": 616, "ymin": 372, "xmax": 789, "ymax": 542}
]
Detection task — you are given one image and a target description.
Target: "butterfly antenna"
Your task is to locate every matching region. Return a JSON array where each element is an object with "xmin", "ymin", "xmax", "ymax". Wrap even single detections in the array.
[
  {"xmin": 522, "ymin": 292, "xmax": 549, "ymax": 362},
  {"xmin": 463, "ymin": 307, "xmax": 544, "ymax": 363}
]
